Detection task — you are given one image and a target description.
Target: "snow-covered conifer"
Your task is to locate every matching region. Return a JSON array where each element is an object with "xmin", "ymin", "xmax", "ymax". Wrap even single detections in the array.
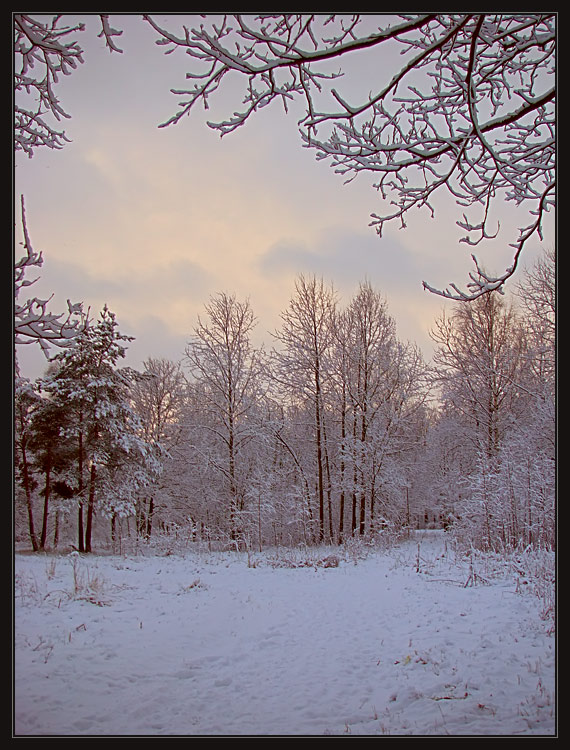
[{"xmin": 40, "ymin": 306, "xmax": 161, "ymax": 552}]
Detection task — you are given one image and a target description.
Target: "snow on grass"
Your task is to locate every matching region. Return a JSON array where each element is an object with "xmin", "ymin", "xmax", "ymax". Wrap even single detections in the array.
[{"xmin": 14, "ymin": 531, "xmax": 555, "ymax": 736}]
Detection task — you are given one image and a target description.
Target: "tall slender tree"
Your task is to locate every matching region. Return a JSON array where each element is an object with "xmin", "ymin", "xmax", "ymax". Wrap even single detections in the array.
[
  {"xmin": 272, "ymin": 275, "xmax": 337, "ymax": 543},
  {"xmin": 343, "ymin": 283, "xmax": 397, "ymax": 534},
  {"xmin": 185, "ymin": 293, "xmax": 260, "ymax": 540},
  {"xmin": 14, "ymin": 380, "xmax": 42, "ymax": 551},
  {"xmin": 129, "ymin": 357, "xmax": 187, "ymax": 538},
  {"xmin": 431, "ymin": 293, "xmax": 525, "ymax": 459}
]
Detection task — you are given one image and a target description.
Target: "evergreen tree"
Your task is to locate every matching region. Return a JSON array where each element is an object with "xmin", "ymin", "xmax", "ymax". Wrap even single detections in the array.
[
  {"xmin": 14, "ymin": 378, "xmax": 42, "ymax": 551},
  {"xmin": 27, "ymin": 393, "xmax": 75, "ymax": 549},
  {"xmin": 41, "ymin": 306, "xmax": 161, "ymax": 552}
]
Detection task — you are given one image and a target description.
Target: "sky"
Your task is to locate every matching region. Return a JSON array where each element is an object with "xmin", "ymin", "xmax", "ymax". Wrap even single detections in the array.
[{"xmin": 14, "ymin": 14, "xmax": 555, "ymax": 381}]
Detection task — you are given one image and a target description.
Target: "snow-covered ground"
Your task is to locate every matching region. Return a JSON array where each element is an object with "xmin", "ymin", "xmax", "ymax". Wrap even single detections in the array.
[{"xmin": 14, "ymin": 531, "xmax": 555, "ymax": 736}]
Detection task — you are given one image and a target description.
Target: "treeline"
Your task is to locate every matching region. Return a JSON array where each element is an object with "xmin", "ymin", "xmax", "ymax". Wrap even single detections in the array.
[{"xmin": 14, "ymin": 250, "xmax": 555, "ymax": 554}]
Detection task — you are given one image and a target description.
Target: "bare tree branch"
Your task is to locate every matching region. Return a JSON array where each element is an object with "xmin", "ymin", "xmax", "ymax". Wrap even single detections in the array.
[
  {"xmin": 145, "ymin": 14, "xmax": 555, "ymax": 300},
  {"xmin": 15, "ymin": 195, "xmax": 87, "ymax": 357},
  {"xmin": 14, "ymin": 14, "xmax": 123, "ymax": 156}
]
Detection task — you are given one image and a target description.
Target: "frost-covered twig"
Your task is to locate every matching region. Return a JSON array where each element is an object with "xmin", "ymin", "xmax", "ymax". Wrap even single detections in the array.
[
  {"xmin": 145, "ymin": 14, "xmax": 555, "ymax": 299},
  {"xmin": 14, "ymin": 14, "xmax": 123, "ymax": 156},
  {"xmin": 15, "ymin": 195, "xmax": 87, "ymax": 357}
]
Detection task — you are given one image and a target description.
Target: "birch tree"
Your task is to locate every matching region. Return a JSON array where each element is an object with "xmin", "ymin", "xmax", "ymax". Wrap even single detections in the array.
[
  {"xmin": 272, "ymin": 275, "xmax": 337, "ymax": 543},
  {"xmin": 184, "ymin": 293, "xmax": 261, "ymax": 540},
  {"xmin": 129, "ymin": 357, "xmax": 187, "ymax": 538},
  {"xmin": 341, "ymin": 283, "xmax": 397, "ymax": 535},
  {"xmin": 431, "ymin": 292, "xmax": 525, "ymax": 459}
]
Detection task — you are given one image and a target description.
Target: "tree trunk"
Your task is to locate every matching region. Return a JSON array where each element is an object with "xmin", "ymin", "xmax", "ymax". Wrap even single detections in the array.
[
  {"xmin": 77, "ymin": 505, "xmax": 85, "ymax": 552},
  {"xmin": 321, "ymin": 407, "xmax": 334, "ymax": 543},
  {"xmin": 315, "ymin": 369, "xmax": 325, "ymax": 543},
  {"xmin": 527, "ymin": 457, "xmax": 533, "ymax": 547},
  {"xmin": 338, "ymin": 489, "xmax": 345, "ymax": 545},
  {"xmin": 111, "ymin": 513, "xmax": 117, "ymax": 553},
  {"xmin": 136, "ymin": 498, "xmax": 145, "ymax": 537},
  {"xmin": 257, "ymin": 492, "xmax": 263, "ymax": 553},
  {"xmin": 338, "ymin": 392, "xmax": 346, "ymax": 544},
  {"xmin": 40, "ymin": 455, "xmax": 52, "ymax": 549},
  {"xmin": 85, "ymin": 462, "xmax": 96, "ymax": 553},
  {"xmin": 370, "ymin": 472, "xmax": 376, "ymax": 533},
  {"xmin": 146, "ymin": 497, "xmax": 154, "ymax": 538},
  {"xmin": 358, "ymin": 411, "xmax": 367, "ymax": 535},
  {"xmin": 77, "ymin": 424, "xmax": 85, "ymax": 552},
  {"xmin": 53, "ymin": 509, "xmax": 60, "ymax": 549},
  {"xmin": 351, "ymin": 410, "xmax": 358, "ymax": 536},
  {"xmin": 228, "ymin": 392, "xmax": 239, "ymax": 540},
  {"xmin": 359, "ymin": 493, "xmax": 366, "ymax": 536},
  {"xmin": 20, "ymin": 440, "xmax": 39, "ymax": 552}
]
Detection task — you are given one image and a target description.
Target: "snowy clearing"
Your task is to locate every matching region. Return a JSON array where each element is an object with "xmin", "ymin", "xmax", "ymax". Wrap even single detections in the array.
[{"xmin": 14, "ymin": 531, "xmax": 555, "ymax": 736}]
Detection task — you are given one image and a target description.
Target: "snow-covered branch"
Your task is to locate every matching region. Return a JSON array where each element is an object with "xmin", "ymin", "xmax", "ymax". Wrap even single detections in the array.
[
  {"xmin": 15, "ymin": 195, "xmax": 87, "ymax": 356},
  {"xmin": 14, "ymin": 14, "xmax": 123, "ymax": 156},
  {"xmin": 145, "ymin": 14, "xmax": 555, "ymax": 299}
]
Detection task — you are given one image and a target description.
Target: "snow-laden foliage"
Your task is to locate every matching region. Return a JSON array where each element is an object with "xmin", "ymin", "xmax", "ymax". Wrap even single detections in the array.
[
  {"xmin": 32, "ymin": 306, "xmax": 163, "ymax": 552},
  {"xmin": 14, "ymin": 14, "xmax": 554, "ymax": 298}
]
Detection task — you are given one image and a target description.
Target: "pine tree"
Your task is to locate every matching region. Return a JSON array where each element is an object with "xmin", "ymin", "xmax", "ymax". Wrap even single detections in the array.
[
  {"xmin": 14, "ymin": 378, "xmax": 42, "ymax": 551},
  {"xmin": 27, "ymin": 392, "xmax": 75, "ymax": 549},
  {"xmin": 42, "ymin": 306, "xmax": 161, "ymax": 552}
]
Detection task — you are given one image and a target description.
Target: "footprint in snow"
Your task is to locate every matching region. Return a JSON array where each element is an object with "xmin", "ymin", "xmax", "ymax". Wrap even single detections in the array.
[{"xmin": 214, "ymin": 676, "xmax": 233, "ymax": 687}]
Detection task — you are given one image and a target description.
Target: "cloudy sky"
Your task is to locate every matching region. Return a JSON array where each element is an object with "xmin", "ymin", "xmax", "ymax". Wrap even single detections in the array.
[{"xmin": 14, "ymin": 14, "xmax": 554, "ymax": 380}]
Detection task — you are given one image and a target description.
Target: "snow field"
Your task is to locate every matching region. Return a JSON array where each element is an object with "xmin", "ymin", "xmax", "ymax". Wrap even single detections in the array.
[{"xmin": 14, "ymin": 532, "xmax": 555, "ymax": 736}]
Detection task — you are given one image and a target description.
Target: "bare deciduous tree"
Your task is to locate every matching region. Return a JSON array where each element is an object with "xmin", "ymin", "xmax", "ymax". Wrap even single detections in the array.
[
  {"xmin": 334, "ymin": 283, "xmax": 430, "ymax": 536},
  {"xmin": 130, "ymin": 357, "xmax": 186, "ymax": 445},
  {"xmin": 272, "ymin": 275, "xmax": 338, "ymax": 543},
  {"xmin": 185, "ymin": 293, "xmax": 260, "ymax": 540},
  {"xmin": 129, "ymin": 357, "xmax": 187, "ymax": 538},
  {"xmin": 431, "ymin": 292, "xmax": 525, "ymax": 459},
  {"xmin": 515, "ymin": 247, "xmax": 555, "ymax": 393}
]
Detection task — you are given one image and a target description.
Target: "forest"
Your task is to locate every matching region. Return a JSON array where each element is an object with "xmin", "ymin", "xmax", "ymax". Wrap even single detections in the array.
[
  {"xmin": 14, "ymin": 15, "xmax": 557, "ymax": 736},
  {"xmin": 15, "ymin": 250, "xmax": 555, "ymax": 558},
  {"xmin": 14, "ymin": 14, "xmax": 555, "ymax": 558}
]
